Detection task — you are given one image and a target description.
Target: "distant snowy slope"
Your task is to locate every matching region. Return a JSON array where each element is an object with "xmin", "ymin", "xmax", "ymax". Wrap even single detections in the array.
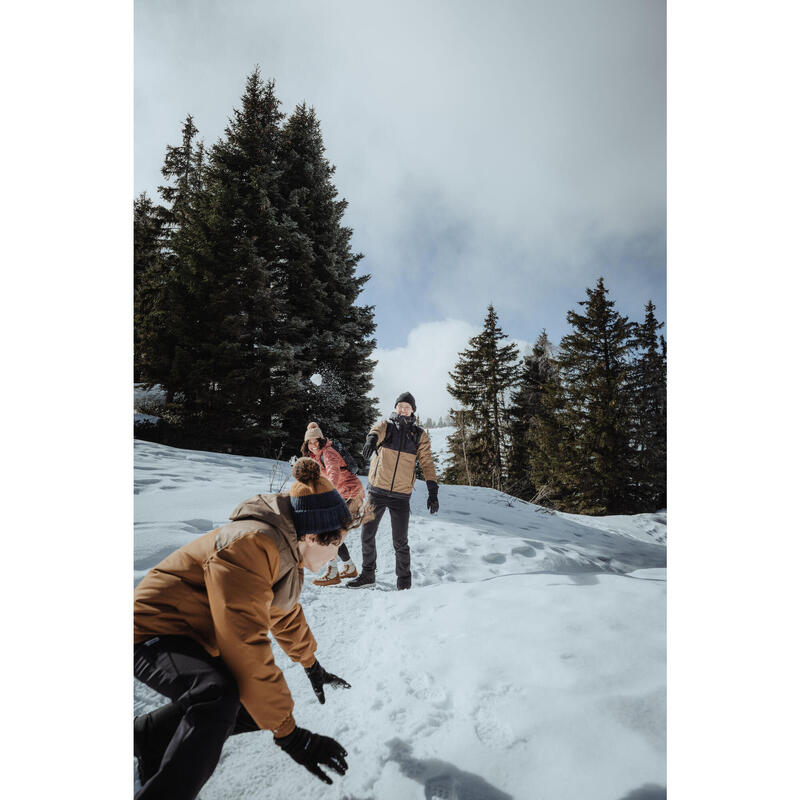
[
  {"xmin": 425, "ymin": 425, "xmax": 455, "ymax": 469},
  {"xmin": 134, "ymin": 440, "xmax": 666, "ymax": 800}
]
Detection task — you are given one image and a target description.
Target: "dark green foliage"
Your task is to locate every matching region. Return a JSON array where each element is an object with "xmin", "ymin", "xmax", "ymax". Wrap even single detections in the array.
[
  {"xmin": 134, "ymin": 70, "xmax": 377, "ymax": 457},
  {"xmin": 630, "ymin": 301, "xmax": 667, "ymax": 509},
  {"xmin": 505, "ymin": 331, "xmax": 558, "ymax": 502},
  {"xmin": 133, "ymin": 192, "xmax": 166, "ymax": 383},
  {"xmin": 554, "ymin": 278, "xmax": 637, "ymax": 514},
  {"xmin": 529, "ymin": 278, "xmax": 638, "ymax": 514},
  {"xmin": 277, "ymin": 102, "xmax": 377, "ymax": 456},
  {"xmin": 444, "ymin": 305, "xmax": 519, "ymax": 490},
  {"xmin": 446, "ymin": 281, "xmax": 666, "ymax": 515}
]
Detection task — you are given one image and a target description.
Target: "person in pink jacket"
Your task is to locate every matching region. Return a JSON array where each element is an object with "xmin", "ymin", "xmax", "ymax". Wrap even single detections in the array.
[{"xmin": 301, "ymin": 422, "xmax": 365, "ymax": 585}]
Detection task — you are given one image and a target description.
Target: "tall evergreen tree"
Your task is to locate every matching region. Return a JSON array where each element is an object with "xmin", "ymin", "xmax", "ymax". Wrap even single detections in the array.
[
  {"xmin": 445, "ymin": 305, "xmax": 519, "ymax": 490},
  {"xmin": 506, "ymin": 330, "xmax": 558, "ymax": 501},
  {"xmin": 134, "ymin": 70, "xmax": 378, "ymax": 458},
  {"xmin": 278, "ymin": 103, "xmax": 377, "ymax": 454},
  {"xmin": 545, "ymin": 278, "xmax": 637, "ymax": 514},
  {"xmin": 630, "ymin": 300, "xmax": 667, "ymax": 509},
  {"xmin": 133, "ymin": 192, "xmax": 165, "ymax": 383},
  {"xmin": 135, "ymin": 114, "xmax": 208, "ymax": 405},
  {"xmin": 186, "ymin": 70, "xmax": 300, "ymax": 454}
]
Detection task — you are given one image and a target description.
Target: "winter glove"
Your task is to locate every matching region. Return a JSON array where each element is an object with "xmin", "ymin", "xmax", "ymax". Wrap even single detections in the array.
[
  {"xmin": 426, "ymin": 480, "xmax": 439, "ymax": 514},
  {"xmin": 305, "ymin": 659, "xmax": 351, "ymax": 704},
  {"xmin": 274, "ymin": 725, "xmax": 348, "ymax": 785},
  {"xmin": 362, "ymin": 432, "xmax": 378, "ymax": 462}
]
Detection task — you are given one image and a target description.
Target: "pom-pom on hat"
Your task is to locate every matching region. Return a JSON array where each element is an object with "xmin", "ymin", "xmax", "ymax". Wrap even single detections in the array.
[
  {"xmin": 394, "ymin": 391, "xmax": 416, "ymax": 412},
  {"xmin": 289, "ymin": 457, "xmax": 351, "ymax": 536},
  {"xmin": 304, "ymin": 421, "xmax": 325, "ymax": 442}
]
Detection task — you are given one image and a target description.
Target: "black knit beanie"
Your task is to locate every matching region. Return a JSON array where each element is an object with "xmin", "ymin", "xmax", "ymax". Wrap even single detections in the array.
[
  {"xmin": 394, "ymin": 392, "xmax": 416, "ymax": 412},
  {"xmin": 289, "ymin": 458, "xmax": 352, "ymax": 535}
]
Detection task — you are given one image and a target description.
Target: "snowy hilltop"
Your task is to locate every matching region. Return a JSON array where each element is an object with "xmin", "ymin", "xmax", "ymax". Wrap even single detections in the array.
[{"xmin": 134, "ymin": 440, "xmax": 666, "ymax": 800}]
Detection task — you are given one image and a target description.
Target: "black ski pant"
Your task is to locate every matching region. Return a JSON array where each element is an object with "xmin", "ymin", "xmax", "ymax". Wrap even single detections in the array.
[
  {"xmin": 360, "ymin": 493, "xmax": 411, "ymax": 579},
  {"xmin": 133, "ymin": 635, "xmax": 260, "ymax": 800}
]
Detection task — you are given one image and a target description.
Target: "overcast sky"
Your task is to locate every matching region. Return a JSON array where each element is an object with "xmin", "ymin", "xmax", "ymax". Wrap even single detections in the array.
[{"xmin": 135, "ymin": 0, "xmax": 665, "ymax": 420}]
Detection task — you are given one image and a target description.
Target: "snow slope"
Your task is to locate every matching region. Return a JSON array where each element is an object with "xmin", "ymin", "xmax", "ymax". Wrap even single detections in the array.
[{"xmin": 134, "ymin": 440, "xmax": 666, "ymax": 800}]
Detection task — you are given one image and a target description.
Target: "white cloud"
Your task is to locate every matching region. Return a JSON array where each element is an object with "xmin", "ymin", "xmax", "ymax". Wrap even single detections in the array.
[
  {"xmin": 372, "ymin": 319, "xmax": 534, "ymax": 422},
  {"xmin": 135, "ymin": 0, "xmax": 665, "ymax": 326}
]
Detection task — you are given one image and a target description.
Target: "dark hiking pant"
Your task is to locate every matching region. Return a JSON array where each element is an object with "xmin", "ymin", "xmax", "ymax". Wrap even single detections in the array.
[
  {"xmin": 337, "ymin": 493, "xmax": 363, "ymax": 562},
  {"xmin": 360, "ymin": 493, "xmax": 411, "ymax": 579},
  {"xmin": 133, "ymin": 635, "xmax": 260, "ymax": 800}
]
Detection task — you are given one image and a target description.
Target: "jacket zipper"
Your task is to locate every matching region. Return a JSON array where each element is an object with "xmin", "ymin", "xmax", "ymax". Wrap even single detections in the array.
[{"xmin": 389, "ymin": 421, "xmax": 403, "ymax": 491}]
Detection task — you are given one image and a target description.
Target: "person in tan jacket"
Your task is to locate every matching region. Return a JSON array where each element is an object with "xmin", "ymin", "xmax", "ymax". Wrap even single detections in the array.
[
  {"xmin": 133, "ymin": 458, "xmax": 362, "ymax": 800},
  {"xmin": 346, "ymin": 391, "xmax": 439, "ymax": 591}
]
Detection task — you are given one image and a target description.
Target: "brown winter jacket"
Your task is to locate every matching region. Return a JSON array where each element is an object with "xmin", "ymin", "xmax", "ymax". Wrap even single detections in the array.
[
  {"xmin": 367, "ymin": 414, "xmax": 437, "ymax": 499},
  {"xmin": 133, "ymin": 492, "xmax": 316, "ymax": 737}
]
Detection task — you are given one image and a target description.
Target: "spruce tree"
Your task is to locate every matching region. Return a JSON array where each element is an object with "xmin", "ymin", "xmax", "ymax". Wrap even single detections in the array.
[
  {"xmin": 548, "ymin": 278, "xmax": 637, "ymax": 514},
  {"xmin": 194, "ymin": 70, "xmax": 298, "ymax": 454},
  {"xmin": 277, "ymin": 103, "xmax": 377, "ymax": 454},
  {"xmin": 134, "ymin": 71, "xmax": 378, "ymax": 458},
  {"xmin": 135, "ymin": 114, "xmax": 208, "ymax": 408},
  {"xmin": 445, "ymin": 305, "xmax": 519, "ymax": 490},
  {"xmin": 506, "ymin": 331, "xmax": 558, "ymax": 501},
  {"xmin": 630, "ymin": 301, "xmax": 667, "ymax": 509},
  {"xmin": 133, "ymin": 192, "xmax": 165, "ymax": 383}
]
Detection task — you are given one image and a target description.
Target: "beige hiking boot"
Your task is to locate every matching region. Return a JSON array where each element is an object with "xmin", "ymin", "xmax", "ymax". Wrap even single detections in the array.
[
  {"xmin": 338, "ymin": 561, "xmax": 359, "ymax": 580},
  {"xmin": 313, "ymin": 562, "xmax": 341, "ymax": 586}
]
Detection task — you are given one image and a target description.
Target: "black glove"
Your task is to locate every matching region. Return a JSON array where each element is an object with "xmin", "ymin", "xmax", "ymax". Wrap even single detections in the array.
[
  {"xmin": 362, "ymin": 433, "xmax": 378, "ymax": 462},
  {"xmin": 275, "ymin": 725, "xmax": 348, "ymax": 785},
  {"xmin": 305, "ymin": 659, "xmax": 351, "ymax": 704},
  {"xmin": 426, "ymin": 480, "xmax": 439, "ymax": 514}
]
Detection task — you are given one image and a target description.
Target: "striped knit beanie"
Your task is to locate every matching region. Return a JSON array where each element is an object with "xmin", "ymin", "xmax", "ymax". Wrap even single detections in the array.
[{"xmin": 289, "ymin": 458, "xmax": 351, "ymax": 536}]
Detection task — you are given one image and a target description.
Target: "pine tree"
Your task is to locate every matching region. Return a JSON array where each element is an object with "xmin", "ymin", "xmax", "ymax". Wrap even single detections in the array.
[
  {"xmin": 135, "ymin": 114, "xmax": 208, "ymax": 408},
  {"xmin": 445, "ymin": 305, "xmax": 520, "ymax": 490},
  {"xmin": 133, "ymin": 192, "xmax": 166, "ymax": 383},
  {"xmin": 188, "ymin": 70, "xmax": 300, "ymax": 455},
  {"xmin": 134, "ymin": 71, "xmax": 379, "ymax": 457},
  {"xmin": 630, "ymin": 301, "xmax": 667, "ymax": 509},
  {"xmin": 277, "ymin": 103, "xmax": 377, "ymax": 455},
  {"xmin": 545, "ymin": 278, "xmax": 637, "ymax": 514},
  {"xmin": 506, "ymin": 331, "xmax": 558, "ymax": 501}
]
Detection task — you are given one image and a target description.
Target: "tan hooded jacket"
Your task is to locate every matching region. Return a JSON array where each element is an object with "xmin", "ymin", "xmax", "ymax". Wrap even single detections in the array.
[
  {"xmin": 367, "ymin": 414, "xmax": 437, "ymax": 499},
  {"xmin": 133, "ymin": 493, "xmax": 315, "ymax": 737}
]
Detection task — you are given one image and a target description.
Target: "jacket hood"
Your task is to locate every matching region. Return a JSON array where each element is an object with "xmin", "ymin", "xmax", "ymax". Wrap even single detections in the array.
[{"xmin": 229, "ymin": 492, "xmax": 293, "ymax": 528}]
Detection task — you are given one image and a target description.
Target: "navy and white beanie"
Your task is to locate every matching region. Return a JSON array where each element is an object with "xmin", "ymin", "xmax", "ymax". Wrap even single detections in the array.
[{"xmin": 289, "ymin": 458, "xmax": 352, "ymax": 535}]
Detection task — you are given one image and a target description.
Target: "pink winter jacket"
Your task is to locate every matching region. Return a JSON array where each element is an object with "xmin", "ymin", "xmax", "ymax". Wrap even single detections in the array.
[{"xmin": 309, "ymin": 441, "xmax": 364, "ymax": 500}]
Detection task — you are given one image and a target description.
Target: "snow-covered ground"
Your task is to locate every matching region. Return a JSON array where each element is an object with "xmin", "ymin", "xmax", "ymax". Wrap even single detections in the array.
[{"xmin": 134, "ymin": 440, "xmax": 666, "ymax": 800}]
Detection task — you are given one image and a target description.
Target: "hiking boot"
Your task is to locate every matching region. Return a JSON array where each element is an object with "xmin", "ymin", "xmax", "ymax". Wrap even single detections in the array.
[
  {"xmin": 339, "ymin": 560, "xmax": 358, "ymax": 580},
  {"xmin": 346, "ymin": 573, "xmax": 375, "ymax": 589},
  {"xmin": 313, "ymin": 562, "xmax": 341, "ymax": 586},
  {"xmin": 397, "ymin": 576, "xmax": 411, "ymax": 590}
]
